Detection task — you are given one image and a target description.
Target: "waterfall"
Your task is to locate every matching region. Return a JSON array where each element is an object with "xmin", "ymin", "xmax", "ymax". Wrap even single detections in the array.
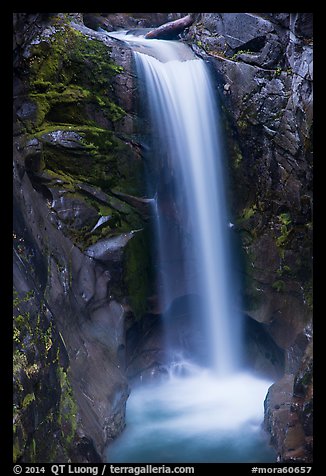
[
  {"xmin": 105, "ymin": 30, "xmax": 275, "ymax": 463},
  {"xmin": 133, "ymin": 37, "xmax": 242, "ymax": 375}
]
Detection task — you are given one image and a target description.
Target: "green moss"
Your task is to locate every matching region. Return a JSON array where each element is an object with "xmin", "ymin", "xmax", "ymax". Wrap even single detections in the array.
[
  {"xmin": 22, "ymin": 393, "xmax": 36, "ymax": 408},
  {"xmin": 29, "ymin": 85, "xmax": 93, "ymax": 127},
  {"xmin": 124, "ymin": 229, "xmax": 152, "ymax": 319},
  {"xmin": 234, "ymin": 150, "xmax": 243, "ymax": 168},
  {"xmin": 43, "ymin": 324, "xmax": 53, "ymax": 355},
  {"xmin": 274, "ymin": 66, "xmax": 282, "ymax": 77},
  {"xmin": 13, "ymin": 438, "xmax": 23, "ymax": 462},
  {"xmin": 58, "ymin": 366, "xmax": 77, "ymax": 445},
  {"xmin": 13, "ymin": 327, "xmax": 21, "ymax": 344},
  {"xmin": 13, "ymin": 286, "xmax": 67, "ymax": 461},
  {"xmin": 279, "ymin": 212, "xmax": 291, "ymax": 226},
  {"xmin": 275, "ymin": 213, "xmax": 292, "ymax": 249},
  {"xmin": 13, "ymin": 350, "xmax": 28, "ymax": 382},
  {"xmin": 23, "ymin": 18, "xmax": 145, "ymax": 250},
  {"xmin": 33, "ymin": 122, "xmax": 145, "ymax": 249},
  {"xmin": 31, "ymin": 438, "xmax": 37, "ymax": 461},
  {"xmin": 282, "ymin": 264, "xmax": 291, "ymax": 273},
  {"xmin": 27, "ymin": 22, "xmax": 125, "ymax": 132},
  {"xmin": 272, "ymin": 280, "xmax": 285, "ymax": 292},
  {"xmin": 230, "ymin": 49, "xmax": 253, "ymax": 61},
  {"xmin": 276, "ymin": 264, "xmax": 292, "ymax": 277},
  {"xmin": 13, "ymin": 292, "xmax": 35, "ymax": 355},
  {"xmin": 237, "ymin": 119, "xmax": 248, "ymax": 132},
  {"xmin": 300, "ymin": 368, "xmax": 313, "ymax": 387},
  {"xmin": 13, "ymin": 289, "xmax": 35, "ymax": 306},
  {"xmin": 237, "ymin": 204, "xmax": 257, "ymax": 224},
  {"xmin": 38, "ymin": 125, "xmax": 141, "ymax": 197}
]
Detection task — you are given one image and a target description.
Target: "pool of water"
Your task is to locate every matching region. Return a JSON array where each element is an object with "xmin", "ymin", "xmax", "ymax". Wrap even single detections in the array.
[{"xmin": 105, "ymin": 368, "xmax": 276, "ymax": 463}]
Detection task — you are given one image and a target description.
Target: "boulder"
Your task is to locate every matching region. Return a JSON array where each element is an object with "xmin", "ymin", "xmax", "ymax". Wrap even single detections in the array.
[{"xmin": 264, "ymin": 340, "xmax": 313, "ymax": 462}]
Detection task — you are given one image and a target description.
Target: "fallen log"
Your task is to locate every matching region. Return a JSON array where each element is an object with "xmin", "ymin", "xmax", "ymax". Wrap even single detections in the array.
[{"xmin": 145, "ymin": 14, "xmax": 195, "ymax": 40}]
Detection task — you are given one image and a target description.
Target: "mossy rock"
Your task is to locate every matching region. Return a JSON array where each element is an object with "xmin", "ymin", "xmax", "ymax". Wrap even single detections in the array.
[
  {"xmin": 123, "ymin": 228, "xmax": 154, "ymax": 319},
  {"xmin": 37, "ymin": 125, "xmax": 144, "ymax": 196},
  {"xmin": 25, "ymin": 21, "xmax": 125, "ymax": 132},
  {"xmin": 22, "ymin": 16, "xmax": 146, "ymax": 252},
  {"xmin": 13, "ymin": 286, "xmax": 79, "ymax": 463}
]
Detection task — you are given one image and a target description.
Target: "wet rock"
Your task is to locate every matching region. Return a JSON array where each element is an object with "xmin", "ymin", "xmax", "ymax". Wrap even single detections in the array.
[
  {"xmin": 41, "ymin": 130, "xmax": 85, "ymax": 149},
  {"xmin": 13, "ymin": 11, "xmax": 149, "ymax": 462},
  {"xmin": 243, "ymin": 315, "xmax": 285, "ymax": 380},
  {"xmin": 113, "ymin": 191, "xmax": 156, "ymax": 219},
  {"xmin": 290, "ymin": 13, "xmax": 313, "ymax": 40},
  {"xmin": 264, "ymin": 342, "xmax": 313, "ymax": 463},
  {"xmin": 85, "ymin": 232, "xmax": 139, "ymax": 262},
  {"xmin": 286, "ymin": 326, "xmax": 312, "ymax": 374},
  {"xmin": 13, "ymin": 158, "xmax": 132, "ymax": 459},
  {"xmin": 125, "ymin": 313, "xmax": 167, "ymax": 384},
  {"xmin": 264, "ymin": 375, "xmax": 300, "ymax": 460},
  {"xmin": 91, "ymin": 215, "xmax": 112, "ymax": 233},
  {"xmin": 186, "ymin": 12, "xmax": 313, "ymax": 462},
  {"xmin": 188, "ymin": 12, "xmax": 312, "ymax": 345},
  {"xmin": 188, "ymin": 13, "xmax": 285, "ymax": 69},
  {"xmin": 17, "ymin": 101, "xmax": 38, "ymax": 121},
  {"xmin": 84, "ymin": 300, "xmax": 126, "ymax": 362},
  {"xmin": 69, "ymin": 437, "xmax": 102, "ymax": 463},
  {"xmin": 261, "ymin": 13, "xmax": 290, "ymax": 29},
  {"xmin": 51, "ymin": 193, "xmax": 99, "ymax": 230},
  {"xmin": 208, "ymin": 13, "xmax": 274, "ymax": 50},
  {"xmin": 77, "ymin": 183, "xmax": 111, "ymax": 205}
]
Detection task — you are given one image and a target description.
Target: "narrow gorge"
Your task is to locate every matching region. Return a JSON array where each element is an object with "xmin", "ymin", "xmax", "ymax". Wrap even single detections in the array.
[{"xmin": 13, "ymin": 13, "xmax": 313, "ymax": 464}]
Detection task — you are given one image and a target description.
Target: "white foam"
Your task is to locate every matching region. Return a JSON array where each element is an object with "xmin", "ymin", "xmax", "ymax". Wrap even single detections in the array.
[
  {"xmin": 106, "ymin": 370, "xmax": 275, "ymax": 462},
  {"xmin": 128, "ymin": 370, "xmax": 272, "ymax": 432}
]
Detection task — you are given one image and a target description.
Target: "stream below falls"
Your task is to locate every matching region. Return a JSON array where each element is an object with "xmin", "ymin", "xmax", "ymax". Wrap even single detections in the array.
[{"xmin": 105, "ymin": 367, "xmax": 276, "ymax": 463}]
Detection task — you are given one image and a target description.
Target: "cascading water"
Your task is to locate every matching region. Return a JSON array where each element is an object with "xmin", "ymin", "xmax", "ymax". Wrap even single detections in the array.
[
  {"xmin": 105, "ymin": 30, "xmax": 276, "ymax": 463},
  {"xmin": 135, "ymin": 42, "xmax": 242, "ymax": 375}
]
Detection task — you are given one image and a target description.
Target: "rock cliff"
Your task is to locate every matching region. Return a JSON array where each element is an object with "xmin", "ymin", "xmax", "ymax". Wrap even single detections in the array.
[
  {"xmin": 184, "ymin": 13, "xmax": 313, "ymax": 462},
  {"xmin": 13, "ymin": 12, "xmax": 151, "ymax": 462}
]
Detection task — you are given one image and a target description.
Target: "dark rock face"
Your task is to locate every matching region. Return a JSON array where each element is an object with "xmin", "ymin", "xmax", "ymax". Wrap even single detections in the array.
[
  {"xmin": 264, "ymin": 341, "xmax": 313, "ymax": 462},
  {"xmin": 185, "ymin": 12, "xmax": 312, "ymax": 462},
  {"xmin": 13, "ymin": 13, "xmax": 153, "ymax": 462}
]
